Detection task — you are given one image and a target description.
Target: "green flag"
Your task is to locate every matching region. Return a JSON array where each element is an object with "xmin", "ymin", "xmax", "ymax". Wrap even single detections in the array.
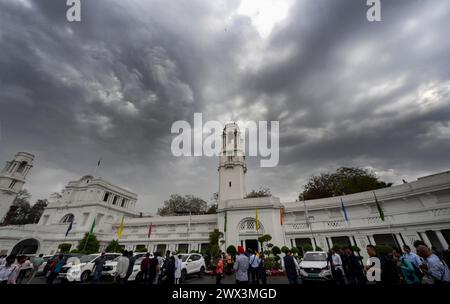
[
  {"xmin": 224, "ymin": 211, "xmax": 227, "ymax": 232},
  {"xmin": 89, "ymin": 218, "xmax": 96, "ymax": 234},
  {"xmin": 373, "ymin": 192, "xmax": 385, "ymax": 221}
]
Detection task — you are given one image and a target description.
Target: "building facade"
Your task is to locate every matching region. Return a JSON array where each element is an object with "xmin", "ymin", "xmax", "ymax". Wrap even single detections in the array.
[{"xmin": 1, "ymin": 125, "xmax": 450, "ymax": 258}]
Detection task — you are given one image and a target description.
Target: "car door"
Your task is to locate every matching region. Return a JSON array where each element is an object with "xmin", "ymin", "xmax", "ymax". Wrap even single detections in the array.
[
  {"xmin": 190, "ymin": 254, "xmax": 201, "ymax": 273},
  {"xmin": 186, "ymin": 254, "xmax": 195, "ymax": 274}
]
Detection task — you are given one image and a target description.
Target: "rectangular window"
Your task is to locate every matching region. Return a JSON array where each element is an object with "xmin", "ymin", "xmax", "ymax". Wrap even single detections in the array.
[
  {"xmin": 8, "ymin": 180, "xmax": 16, "ymax": 189},
  {"xmin": 112, "ymin": 196, "xmax": 118, "ymax": 205},
  {"xmin": 103, "ymin": 192, "xmax": 110, "ymax": 202},
  {"xmin": 121, "ymin": 198, "xmax": 126, "ymax": 207}
]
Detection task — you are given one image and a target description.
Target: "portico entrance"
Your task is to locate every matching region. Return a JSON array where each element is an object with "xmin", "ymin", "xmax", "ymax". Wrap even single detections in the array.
[{"xmin": 245, "ymin": 239, "xmax": 259, "ymax": 252}]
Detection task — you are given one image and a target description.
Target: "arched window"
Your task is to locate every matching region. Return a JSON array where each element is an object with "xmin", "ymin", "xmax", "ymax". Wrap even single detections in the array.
[{"xmin": 60, "ymin": 213, "xmax": 74, "ymax": 224}]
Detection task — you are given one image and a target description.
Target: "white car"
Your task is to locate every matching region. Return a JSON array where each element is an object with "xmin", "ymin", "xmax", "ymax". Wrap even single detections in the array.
[
  {"xmin": 298, "ymin": 251, "xmax": 333, "ymax": 281},
  {"xmin": 58, "ymin": 253, "xmax": 120, "ymax": 282},
  {"xmin": 102, "ymin": 253, "xmax": 148, "ymax": 279},
  {"xmin": 178, "ymin": 253, "xmax": 206, "ymax": 282}
]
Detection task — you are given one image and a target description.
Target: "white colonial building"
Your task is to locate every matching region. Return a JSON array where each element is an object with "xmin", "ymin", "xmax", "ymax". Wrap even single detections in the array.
[{"xmin": 1, "ymin": 124, "xmax": 450, "ymax": 259}]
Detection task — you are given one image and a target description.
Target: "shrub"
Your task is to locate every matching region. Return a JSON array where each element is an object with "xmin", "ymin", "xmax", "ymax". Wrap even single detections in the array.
[
  {"xmin": 291, "ymin": 247, "xmax": 299, "ymax": 255},
  {"xmin": 272, "ymin": 246, "xmax": 281, "ymax": 255},
  {"xmin": 58, "ymin": 243, "xmax": 72, "ymax": 253},
  {"xmin": 76, "ymin": 233, "xmax": 100, "ymax": 254},
  {"xmin": 226, "ymin": 245, "xmax": 237, "ymax": 259},
  {"xmin": 315, "ymin": 246, "xmax": 323, "ymax": 251},
  {"xmin": 281, "ymin": 246, "xmax": 290, "ymax": 254},
  {"xmin": 105, "ymin": 240, "xmax": 122, "ymax": 253},
  {"xmin": 351, "ymin": 245, "xmax": 361, "ymax": 253},
  {"xmin": 303, "ymin": 243, "xmax": 313, "ymax": 252},
  {"xmin": 375, "ymin": 244, "xmax": 393, "ymax": 255},
  {"xmin": 135, "ymin": 246, "xmax": 148, "ymax": 253},
  {"xmin": 264, "ymin": 256, "xmax": 281, "ymax": 270}
]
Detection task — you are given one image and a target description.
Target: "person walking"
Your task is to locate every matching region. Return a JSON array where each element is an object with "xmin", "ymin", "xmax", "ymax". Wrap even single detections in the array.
[
  {"xmin": 257, "ymin": 252, "xmax": 267, "ymax": 284},
  {"xmin": 402, "ymin": 245, "xmax": 423, "ymax": 280},
  {"xmin": 141, "ymin": 253, "xmax": 151, "ymax": 284},
  {"xmin": 46, "ymin": 254, "xmax": 65, "ymax": 284},
  {"xmin": 392, "ymin": 248, "xmax": 419, "ymax": 284},
  {"xmin": 28, "ymin": 254, "xmax": 45, "ymax": 284},
  {"xmin": 174, "ymin": 254, "xmax": 182, "ymax": 284},
  {"xmin": 115, "ymin": 251, "xmax": 130, "ymax": 284},
  {"xmin": 148, "ymin": 253, "xmax": 160, "ymax": 284},
  {"xmin": 0, "ymin": 255, "xmax": 18, "ymax": 284},
  {"xmin": 330, "ymin": 248, "xmax": 346, "ymax": 284},
  {"xmin": 234, "ymin": 246, "xmax": 249, "ymax": 284},
  {"xmin": 124, "ymin": 250, "xmax": 135, "ymax": 283},
  {"xmin": 248, "ymin": 250, "xmax": 260, "ymax": 284},
  {"xmin": 416, "ymin": 244, "xmax": 450, "ymax": 284},
  {"xmin": 282, "ymin": 250, "xmax": 299, "ymax": 284},
  {"xmin": 344, "ymin": 247, "xmax": 366, "ymax": 284},
  {"xmin": 216, "ymin": 254, "xmax": 224, "ymax": 284},
  {"xmin": 165, "ymin": 255, "xmax": 176, "ymax": 284},
  {"xmin": 91, "ymin": 252, "xmax": 106, "ymax": 284}
]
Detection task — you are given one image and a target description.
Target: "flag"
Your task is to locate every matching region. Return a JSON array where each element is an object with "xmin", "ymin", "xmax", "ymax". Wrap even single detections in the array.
[
  {"xmin": 97, "ymin": 158, "xmax": 102, "ymax": 167},
  {"xmin": 148, "ymin": 223, "xmax": 152, "ymax": 239},
  {"xmin": 187, "ymin": 212, "xmax": 191, "ymax": 234},
  {"xmin": 89, "ymin": 218, "xmax": 96, "ymax": 234},
  {"xmin": 65, "ymin": 220, "xmax": 73, "ymax": 237},
  {"xmin": 224, "ymin": 211, "xmax": 227, "ymax": 232},
  {"xmin": 340, "ymin": 198, "xmax": 349, "ymax": 222},
  {"xmin": 255, "ymin": 209, "xmax": 260, "ymax": 231},
  {"xmin": 280, "ymin": 208, "xmax": 284, "ymax": 225},
  {"xmin": 117, "ymin": 216, "xmax": 125, "ymax": 239},
  {"xmin": 373, "ymin": 192, "xmax": 385, "ymax": 221}
]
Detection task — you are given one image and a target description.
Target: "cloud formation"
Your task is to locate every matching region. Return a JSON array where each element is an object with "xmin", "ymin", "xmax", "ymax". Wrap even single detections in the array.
[{"xmin": 0, "ymin": 0, "xmax": 449, "ymax": 211}]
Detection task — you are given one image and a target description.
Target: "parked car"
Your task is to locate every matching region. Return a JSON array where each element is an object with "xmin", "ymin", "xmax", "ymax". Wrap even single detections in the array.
[
  {"xmin": 42, "ymin": 253, "xmax": 83, "ymax": 274},
  {"xmin": 298, "ymin": 251, "xmax": 333, "ymax": 281},
  {"xmin": 178, "ymin": 253, "xmax": 206, "ymax": 282},
  {"xmin": 58, "ymin": 253, "xmax": 120, "ymax": 282},
  {"xmin": 102, "ymin": 252, "xmax": 149, "ymax": 279}
]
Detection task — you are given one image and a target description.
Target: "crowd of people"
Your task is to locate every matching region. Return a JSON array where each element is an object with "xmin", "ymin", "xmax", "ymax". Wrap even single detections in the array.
[{"xmin": 1, "ymin": 242, "xmax": 449, "ymax": 285}]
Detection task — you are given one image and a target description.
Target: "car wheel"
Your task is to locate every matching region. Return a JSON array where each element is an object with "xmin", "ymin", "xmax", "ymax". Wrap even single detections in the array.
[
  {"xmin": 80, "ymin": 271, "xmax": 91, "ymax": 282},
  {"xmin": 198, "ymin": 266, "xmax": 205, "ymax": 278},
  {"xmin": 180, "ymin": 269, "xmax": 187, "ymax": 283}
]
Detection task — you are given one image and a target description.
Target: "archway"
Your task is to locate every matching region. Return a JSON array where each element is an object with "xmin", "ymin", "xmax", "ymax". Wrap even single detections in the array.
[{"xmin": 11, "ymin": 238, "xmax": 40, "ymax": 255}]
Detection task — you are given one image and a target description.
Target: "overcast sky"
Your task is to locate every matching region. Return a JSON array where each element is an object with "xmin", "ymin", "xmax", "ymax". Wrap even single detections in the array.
[{"xmin": 1, "ymin": 0, "xmax": 450, "ymax": 212}]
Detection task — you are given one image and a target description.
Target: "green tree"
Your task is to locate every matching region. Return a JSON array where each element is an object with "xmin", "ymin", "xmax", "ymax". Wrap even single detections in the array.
[
  {"xmin": 245, "ymin": 188, "xmax": 272, "ymax": 198},
  {"xmin": 301, "ymin": 167, "xmax": 392, "ymax": 200},
  {"xmin": 291, "ymin": 247, "xmax": 299, "ymax": 255},
  {"xmin": 206, "ymin": 229, "xmax": 223, "ymax": 268},
  {"xmin": 76, "ymin": 233, "xmax": 100, "ymax": 254},
  {"xmin": 281, "ymin": 246, "xmax": 290, "ymax": 254},
  {"xmin": 105, "ymin": 240, "xmax": 122, "ymax": 253},
  {"xmin": 1, "ymin": 189, "xmax": 31, "ymax": 225},
  {"xmin": 315, "ymin": 246, "xmax": 323, "ymax": 251},
  {"xmin": 58, "ymin": 243, "xmax": 72, "ymax": 253},
  {"xmin": 28, "ymin": 199, "xmax": 48, "ymax": 223},
  {"xmin": 206, "ymin": 204, "xmax": 218, "ymax": 214},
  {"xmin": 157, "ymin": 194, "xmax": 207, "ymax": 216}
]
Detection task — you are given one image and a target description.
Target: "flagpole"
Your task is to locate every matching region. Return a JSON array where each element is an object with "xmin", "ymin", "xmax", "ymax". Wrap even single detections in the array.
[{"xmin": 301, "ymin": 194, "xmax": 315, "ymax": 249}]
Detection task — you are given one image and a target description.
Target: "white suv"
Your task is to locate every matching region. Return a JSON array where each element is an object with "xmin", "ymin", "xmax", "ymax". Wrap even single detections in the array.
[
  {"xmin": 299, "ymin": 251, "xmax": 333, "ymax": 281},
  {"xmin": 178, "ymin": 253, "xmax": 206, "ymax": 282},
  {"xmin": 58, "ymin": 253, "xmax": 120, "ymax": 282}
]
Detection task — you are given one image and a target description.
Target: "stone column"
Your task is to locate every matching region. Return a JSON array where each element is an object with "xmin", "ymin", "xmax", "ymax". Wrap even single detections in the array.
[
  {"xmin": 435, "ymin": 230, "xmax": 449, "ymax": 249},
  {"xmin": 419, "ymin": 232, "xmax": 432, "ymax": 247}
]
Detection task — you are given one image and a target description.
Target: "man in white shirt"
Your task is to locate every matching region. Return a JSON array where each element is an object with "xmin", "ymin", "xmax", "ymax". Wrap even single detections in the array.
[
  {"xmin": 174, "ymin": 254, "xmax": 182, "ymax": 284},
  {"xmin": 331, "ymin": 249, "xmax": 346, "ymax": 284},
  {"xmin": 115, "ymin": 251, "xmax": 130, "ymax": 284},
  {"xmin": 248, "ymin": 250, "xmax": 260, "ymax": 284},
  {"xmin": 417, "ymin": 245, "xmax": 450, "ymax": 284}
]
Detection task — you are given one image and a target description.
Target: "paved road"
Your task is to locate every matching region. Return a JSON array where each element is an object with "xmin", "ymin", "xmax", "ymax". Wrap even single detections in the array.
[{"xmin": 29, "ymin": 273, "xmax": 291, "ymax": 284}]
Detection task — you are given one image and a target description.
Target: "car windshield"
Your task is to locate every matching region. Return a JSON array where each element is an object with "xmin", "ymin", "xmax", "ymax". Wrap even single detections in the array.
[
  {"xmin": 303, "ymin": 253, "xmax": 327, "ymax": 261},
  {"xmin": 79, "ymin": 255, "xmax": 98, "ymax": 263},
  {"xmin": 180, "ymin": 255, "xmax": 189, "ymax": 262}
]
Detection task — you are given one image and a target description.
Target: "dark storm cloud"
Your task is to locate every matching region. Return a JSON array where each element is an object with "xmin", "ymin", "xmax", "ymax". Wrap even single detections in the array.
[{"xmin": 0, "ymin": 0, "xmax": 449, "ymax": 210}]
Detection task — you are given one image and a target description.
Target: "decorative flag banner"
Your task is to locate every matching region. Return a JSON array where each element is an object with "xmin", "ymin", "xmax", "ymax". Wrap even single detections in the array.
[
  {"xmin": 255, "ymin": 209, "xmax": 260, "ymax": 231},
  {"xmin": 224, "ymin": 211, "xmax": 227, "ymax": 233},
  {"xmin": 340, "ymin": 198, "xmax": 349, "ymax": 222},
  {"xmin": 148, "ymin": 223, "xmax": 152, "ymax": 239},
  {"xmin": 117, "ymin": 216, "xmax": 125, "ymax": 239},
  {"xmin": 280, "ymin": 208, "xmax": 284, "ymax": 225},
  {"xmin": 89, "ymin": 218, "xmax": 96, "ymax": 235},
  {"xmin": 65, "ymin": 220, "xmax": 73, "ymax": 237},
  {"xmin": 373, "ymin": 192, "xmax": 385, "ymax": 221}
]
